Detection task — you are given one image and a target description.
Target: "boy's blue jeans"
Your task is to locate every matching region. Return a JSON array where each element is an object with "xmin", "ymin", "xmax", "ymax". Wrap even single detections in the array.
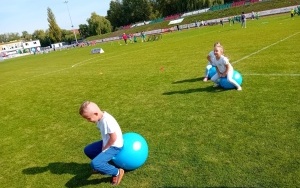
[{"xmin": 84, "ymin": 140, "xmax": 122, "ymax": 176}]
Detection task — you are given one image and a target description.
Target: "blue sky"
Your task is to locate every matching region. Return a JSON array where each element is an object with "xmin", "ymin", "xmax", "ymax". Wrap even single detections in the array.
[{"xmin": 0, "ymin": 0, "xmax": 111, "ymax": 34}]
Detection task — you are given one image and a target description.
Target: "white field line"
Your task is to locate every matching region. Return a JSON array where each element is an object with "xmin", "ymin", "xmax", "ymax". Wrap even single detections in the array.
[
  {"xmin": 0, "ymin": 57, "xmax": 106, "ymax": 87},
  {"xmin": 72, "ymin": 44, "xmax": 148, "ymax": 68},
  {"xmin": 0, "ymin": 47, "xmax": 150, "ymax": 87},
  {"xmin": 0, "ymin": 29, "xmax": 231, "ymax": 87},
  {"xmin": 232, "ymin": 32, "xmax": 300, "ymax": 64},
  {"xmin": 0, "ymin": 67, "xmax": 71, "ymax": 87},
  {"xmin": 71, "ymin": 57, "xmax": 99, "ymax": 67},
  {"xmin": 1, "ymin": 32, "xmax": 299, "ymax": 87},
  {"xmin": 243, "ymin": 73, "xmax": 300, "ymax": 76}
]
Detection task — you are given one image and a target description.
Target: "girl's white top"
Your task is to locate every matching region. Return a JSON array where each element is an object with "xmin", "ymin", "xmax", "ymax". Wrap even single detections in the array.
[{"xmin": 212, "ymin": 55, "xmax": 233, "ymax": 73}]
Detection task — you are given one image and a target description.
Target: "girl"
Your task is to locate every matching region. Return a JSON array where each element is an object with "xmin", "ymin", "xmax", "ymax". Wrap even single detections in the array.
[{"xmin": 211, "ymin": 45, "xmax": 242, "ymax": 91}]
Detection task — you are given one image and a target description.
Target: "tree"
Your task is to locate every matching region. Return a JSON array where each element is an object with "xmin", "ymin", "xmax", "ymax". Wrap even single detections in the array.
[
  {"xmin": 21, "ymin": 31, "xmax": 32, "ymax": 41},
  {"xmin": 87, "ymin": 12, "xmax": 112, "ymax": 36},
  {"xmin": 186, "ymin": 0, "xmax": 206, "ymax": 11},
  {"xmin": 78, "ymin": 24, "xmax": 89, "ymax": 39},
  {"xmin": 3, "ymin": 33, "xmax": 21, "ymax": 42},
  {"xmin": 106, "ymin": 0, "xmax": 124, "ymax": 30},
  {"xmin": 32, "ymin": 29, "xmax": 49, "ymax": 47},
  {"xmin": 149, "ymin": 0, "xmax": 216, "ymax": 17},
  {"xmin": 122, "ymin": 0, "xmax": 152, "ymax": 25},
  {"xmin": 107, "ymin": 0, "xmax": 211, "ymax": 29},
  {"xmin": 154, "ymin": 0, "xmax": 180, "ymax": 17},
  {"xmin": 107, "ymin": 0, "xmax": 154, "ymax": 29},
  {"xmin": 0, "ymin": 33, "xmax": 20, "ymax": 43},
  {"xmin": 47, "ymin": 7, "xmax": 62, "ymax": 43},
  {"xmin": 212, "ymin": 0, "xmax": 224, "ymax": 5},
  {"xmin": 148, "ymin": 0, "xmax": 161, "ymax": 19},
  {"xmin": 61, "ymin": 29, "xmax": 74, "ymax": 44},
  {"xmin": 0, "ymin": 34, "xmax": 5, "ymax": 43},
  {"xmin": 204, "ymin": 0, "xmax": 211, "ymax": 7}
]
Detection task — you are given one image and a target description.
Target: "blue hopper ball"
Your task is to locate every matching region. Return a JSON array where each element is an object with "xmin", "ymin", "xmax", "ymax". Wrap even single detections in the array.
[
  {"xmin": 219, "ymin": 70, "xmax": 243, "ymax": 89},
  {"xmin": 112, "ymin": 132, "xmax": 149, "ymax": 171},
  {"xmin": 208, "ymin": 66, "xmax": 217, "ymax": 79}
]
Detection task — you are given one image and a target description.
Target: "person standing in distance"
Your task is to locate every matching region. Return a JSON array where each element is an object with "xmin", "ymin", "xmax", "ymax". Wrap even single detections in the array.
[
  {"xmin": 122, "ymin": 33, "xmax": 128, "ymax": 45},
  {"xmin": 241, "ymin": 12, "xmax": 246, "ymax": 28}
]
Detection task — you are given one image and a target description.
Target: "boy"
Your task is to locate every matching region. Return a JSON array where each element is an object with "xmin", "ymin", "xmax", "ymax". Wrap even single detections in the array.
[
  {"xmin": 203, "ymin": 42, "xmax": 221, "ymax": 82},
  {"xmin": 79, "ymin": 101, "xmax": 124, "ymax": 186}
]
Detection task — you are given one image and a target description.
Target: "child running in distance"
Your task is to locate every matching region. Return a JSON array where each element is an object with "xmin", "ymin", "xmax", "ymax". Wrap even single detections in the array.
[
  {"xmin": 79, "ymin": 101, "xmax": 124, "ymax": 186},
  {"xmin": 203, "ymin": 42, "xmax": 221, "ymax": 82},
  {"xmin": 210, "ymin": 45, "xmax": 242, "ymax": 91}
]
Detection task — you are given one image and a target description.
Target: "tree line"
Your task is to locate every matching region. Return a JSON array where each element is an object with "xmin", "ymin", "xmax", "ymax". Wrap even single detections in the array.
[{"xmin": 0, "ymin": 0, "xmax": 225, "ymax": 46}]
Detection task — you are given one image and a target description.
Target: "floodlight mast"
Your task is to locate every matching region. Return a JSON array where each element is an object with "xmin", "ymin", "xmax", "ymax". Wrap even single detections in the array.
[{"xmin": 64, "ymin": 1, "xmax": 78, "ymax": 44}]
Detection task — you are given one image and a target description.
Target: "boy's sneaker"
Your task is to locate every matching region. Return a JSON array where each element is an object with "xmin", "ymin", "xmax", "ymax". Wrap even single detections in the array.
[
  {"xmin": 237, "ymin": 87, "xmax": 242, "ymax": 91},
  {"xmin": 111, "ymin": 168, "xmax": 124, "ymax": 186}
]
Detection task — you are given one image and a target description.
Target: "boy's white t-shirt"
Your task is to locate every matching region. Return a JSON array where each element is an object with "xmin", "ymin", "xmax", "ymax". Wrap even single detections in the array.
[
  {"xmin": 96, "ymin": 112, "xmax": 123, "ymax": 148},
  {"xmin": 213, "ymin": 55, "xmax": 233, "ymax": 73}
]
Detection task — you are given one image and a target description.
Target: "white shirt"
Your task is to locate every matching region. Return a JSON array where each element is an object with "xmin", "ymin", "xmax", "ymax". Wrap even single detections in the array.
[
  {"xmin": 213, "ymin": 55, "xmax": 233, "ymax": 73},
  {"xmin": 96, "ymin": 112, "xmax": 123, "ymax": 148}
]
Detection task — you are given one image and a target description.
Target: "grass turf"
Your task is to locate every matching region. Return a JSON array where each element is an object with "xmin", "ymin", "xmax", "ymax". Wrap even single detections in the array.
[{"xmin": 0, "ymin": 14, "xmax": 299, "ymax": 187}]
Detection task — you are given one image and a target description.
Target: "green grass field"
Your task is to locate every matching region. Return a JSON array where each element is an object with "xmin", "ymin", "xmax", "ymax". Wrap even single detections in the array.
[{"xmin": 0, "ymin": 14, "xmax": 299, "ymax": 188}]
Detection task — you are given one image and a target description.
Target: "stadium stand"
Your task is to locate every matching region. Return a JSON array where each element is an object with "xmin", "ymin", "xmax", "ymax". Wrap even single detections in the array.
[
  {"xmin": 164, "ymin": 14, "xmax": 181, "ymax": 21},
  {"xmin": 210, "ymin": 3, "xmax": 232, "ymax": 11},
  {"xmin": 149, "ymin": 18, "xmax": 165, "ymax": 24},
  {"xmin": 232, "ymin": 0, "xmax": 246, "ymax": 7},
  {"xmin": 250, "ymin": 0, "xmax": 260, "ymax": 3}
]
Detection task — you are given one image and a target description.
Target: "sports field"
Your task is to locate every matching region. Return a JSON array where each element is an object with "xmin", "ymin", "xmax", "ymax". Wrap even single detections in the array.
[{"xmin": 0, "ymin": 14, "xmax": 299, "ymax": 187}]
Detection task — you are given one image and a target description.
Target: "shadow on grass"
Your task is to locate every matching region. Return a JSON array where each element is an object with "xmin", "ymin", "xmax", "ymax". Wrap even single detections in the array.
[
  {"xmin": 163, "ymin": 86, "xmax": 225, "ymax": 95},
  {"xmin": 164, "ymin": 77, "xmax": 227, "ymax": 95},
  {"xmin": 172, "ymin": 77, "xmax": 203, "ymax": 84},
  {"xmin": 22, "ymin": 162, "xmax": 111, "ymax": 187}
]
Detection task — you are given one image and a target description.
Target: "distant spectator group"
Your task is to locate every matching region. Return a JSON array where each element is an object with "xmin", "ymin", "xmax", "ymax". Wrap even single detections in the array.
[{"xmin": 291, "ymin": 6, "xmax": 300, "ymax": 17}]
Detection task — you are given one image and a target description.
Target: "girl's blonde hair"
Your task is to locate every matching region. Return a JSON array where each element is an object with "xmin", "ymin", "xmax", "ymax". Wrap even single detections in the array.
[{"xmin": 214, "ymin": 42, "xmax": 221, "ymax": 47}]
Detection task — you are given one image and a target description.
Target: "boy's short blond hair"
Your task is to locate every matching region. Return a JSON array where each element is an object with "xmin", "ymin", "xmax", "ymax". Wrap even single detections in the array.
[
  {"xmin": 79, "ymin": 101, "xmax": 101, "ymax": 115},
  {"xmin": 79, "ymin": 101, "xmax": 91, "ymax": 115}
]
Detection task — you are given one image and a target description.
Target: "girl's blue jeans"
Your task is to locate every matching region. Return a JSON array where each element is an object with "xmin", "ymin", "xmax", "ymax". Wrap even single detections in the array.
[{"xmin": 84, "ymin": 140, "xmax": 122, "ymax": 176}]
